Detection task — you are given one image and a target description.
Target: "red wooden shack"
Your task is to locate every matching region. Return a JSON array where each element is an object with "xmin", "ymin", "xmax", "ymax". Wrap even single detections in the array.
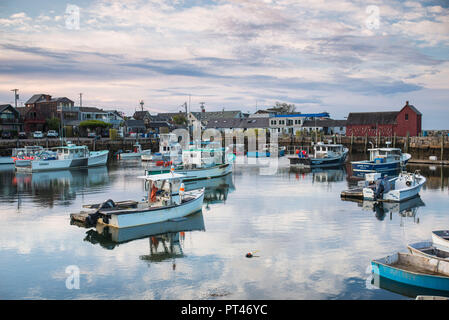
[{"xmin": 346, "ymin": 101, "xmax": 422, "ymax": 137}]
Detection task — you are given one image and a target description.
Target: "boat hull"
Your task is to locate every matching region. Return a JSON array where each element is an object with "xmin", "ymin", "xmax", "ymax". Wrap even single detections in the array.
[
  {"xmin": 432, "ymin": 231, "xmax": 449, "ymax": 251},
  {"xmin": 362, "ymin": 175, "xmax": 426, "ymax": 202},
  {"xmin": 105, "ymin": 190, "xmax": 204, "ymax": 228},
  {"xmin": 351, "ymin": 154, "xmax": 410, "ymax": 177},
  {"xmin": 146, "ymin": 163, "xmax": 232, "ymax": 181},
  {"xmin": 371, "ymin": 253, "xmax": 449, "ymax": 292},
  {"xmin": 289, "ymin": 151, "xmax": 348, "ymax": 168},
  {"xmin": 120, "ymin": 150, "xmax": 151, "ymax": 159},
  {"xmin": 408, "ymin": 241, "xmax": 449, "ymax": 261},
  {"xmin": 16, "ymin": 150, "xmax": 109, "ymax": 172},
  {"xmin": 247, "ymin": 150, "xmax": 285, "ymax": 157},
  {"xmin": 0, "ymin": 156, "xmax": 14, "ymax": 165}
]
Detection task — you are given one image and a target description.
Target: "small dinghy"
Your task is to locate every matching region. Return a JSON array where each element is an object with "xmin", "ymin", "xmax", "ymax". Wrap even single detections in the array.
[
  {"xmin": 71, "ymin": 173, "xmax": 204, "ymax": 229},
  {"xmin": 408, "ymin": 241, "xmax": 449, "ymax": 261},
  {"xmin": 432, "ymin": 231, "xmax": 449, "ymax": 251},
  {"xmin": 341, "ymin": 171, "xmax": 426, "ymax": 202},
  {"xmin": 119, "ymin": 142, "xmax": 151, "ymax": 159},
  {"xmin": 371, "ymin": 252, "xmax": 449, "ymax": 292}
]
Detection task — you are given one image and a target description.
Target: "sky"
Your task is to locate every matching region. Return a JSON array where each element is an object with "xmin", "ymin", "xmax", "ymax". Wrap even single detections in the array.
[{"xmin": 0, "ymin": 0, "xmax": 448, "ymax": 129}]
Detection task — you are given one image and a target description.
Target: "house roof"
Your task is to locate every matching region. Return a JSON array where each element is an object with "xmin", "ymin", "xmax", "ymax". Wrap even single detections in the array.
[
  {"xmin": 205, "ymin": 117, "xmax": 269, "ymax": 129},
  {"xmin": 124, "ymin": 119, "xmax": 146, "ymax": 128},
  {"xmin": 402, "ymin": 104, "xmax": 422, "ymax": 116},
  {"xmin": 133, "ymin": 110, "xmax": 151, "ymax": 120},
  {"xmin": 25, "ymin": 94, "xmax": 50, "ymax": 105},
  {"xmin": 346, "ymin": 112, "xmax": 399, "ymax": 125},
  {"xmin": 79, "ymin": 106, "xmax": 106, "ymax": 113},
  {"xmin": 0, "ymin": 104, "xmax": 19, "ymax": 116},
  {"xmin": 191, "ymin": 110, "xmax": 242, "ymax": 121},
  {"xmin": 148, "ymin": 121, "xmax": 172, "ymax": 128},
  {"xmin": 302, "ymin": 119, "xmax": 347, "ymax": 127},
  {"xmin": 274, "ymin": 112, "xmax": 330, "ymax": 118}
]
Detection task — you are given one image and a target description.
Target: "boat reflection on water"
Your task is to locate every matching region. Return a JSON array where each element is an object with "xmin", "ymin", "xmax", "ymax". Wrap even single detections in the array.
[
  {"xmin": 342, "ymin": 196, "xmax": 425, "ymax": 222},
  {"xmin": 14, "ymin": 166, "xmax": 109, "ymax": 207},
  {"xmin": 371, "ymin": 273, "xmax": 449, "ymax": 299},
  {"xmin": 83, "ymin": 211, "xmax": 205, "ymax": 263},
  {"xmin": 290, "ymin": 166, "xmax": 346, "ymax": 183},
  {"xmin": 144, "ymin": 173, "xmax": 235, "ymax": 208}
]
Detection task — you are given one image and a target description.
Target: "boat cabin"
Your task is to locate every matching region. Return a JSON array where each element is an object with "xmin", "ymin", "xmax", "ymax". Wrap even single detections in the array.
[
  {"xmin": 368, "ymin": 148, "xmax": 402, "ymax": 163},
  {"xmin": 54, "ymin": 144, "xmax": 89, "ymax": 159},
  {"xmin": 313, "ymin": 143, "xmax": 345, "ymax": 159},
  {"xmin": 141, "ymin": 172, "xmax": 186, "ymax": 207}
]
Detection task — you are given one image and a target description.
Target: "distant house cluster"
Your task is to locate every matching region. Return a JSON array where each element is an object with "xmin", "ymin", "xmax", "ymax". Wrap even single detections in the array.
[{"xmin": 0, "ymin": 93, "xmax": 423, "ymax": 138}]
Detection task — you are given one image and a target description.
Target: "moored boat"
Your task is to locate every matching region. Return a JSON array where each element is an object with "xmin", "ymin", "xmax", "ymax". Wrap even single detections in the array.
[
  {"xmin": 351, "ymin": 145, "xmax": 411, "ymax": 178},
  {"xmin": 15, "ymin": 143, "xmax": 108, "ymax": 172},
  {"xmin": 371, "ymin": 252, "xmax": 449, "ymax": 292},
  {"xmin": 432, "ymin": 230, "xmax": 449, "ymax": 251},
  {"xmin": 289, "ymin": 142, "xmax": 348, "ymax": 168},
  {"xmin": 408, "ymin": 241, "xmax": 449, "ymax": 261},
  {"xmin": 247, "ymin": 143, "xmax": 285, "ymax": 157},
  {"xmin": 72, "ymin": 173, "xmax": 204, "ymax": 228},
  {"xmin": 119, "ymin": 142, "xmax": 151, "ymax": 159},
  {"xmin": 341, "ymin": 171, "xmax": 426, "ymax": 202}
]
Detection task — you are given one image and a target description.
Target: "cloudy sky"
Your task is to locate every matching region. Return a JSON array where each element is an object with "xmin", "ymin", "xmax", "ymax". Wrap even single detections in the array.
[{"xmin": 0, "ymin": 0, "xmax": 448, "ymax": 129}]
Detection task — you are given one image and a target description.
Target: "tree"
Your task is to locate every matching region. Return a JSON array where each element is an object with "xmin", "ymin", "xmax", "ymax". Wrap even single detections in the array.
[
  {"xmin": 274, "ymin": 102, "xmax": 296, "ymax": 113},
  {"xmin": 46, "ymin": 117, "xmax": 60, "ymax": 131},
  {"xmin": 79, "ymin": 120, "xmax": 112, "ymax": 130},
  {"xmin": 173, "ymin": 114, "xmax": 187, "ymax": 126}
]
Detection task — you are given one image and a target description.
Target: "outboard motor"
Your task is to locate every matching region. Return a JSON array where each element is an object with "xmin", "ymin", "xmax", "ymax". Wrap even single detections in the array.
[{"xmin": 85, "ymin": 199, "xmax": 116, "ymax": 227}]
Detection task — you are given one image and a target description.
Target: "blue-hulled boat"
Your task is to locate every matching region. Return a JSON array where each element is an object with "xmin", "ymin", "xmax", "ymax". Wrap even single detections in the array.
[
  {"xmin": 371, "ymin": 252, "xmax": 449, "ymax": 292},
  {"xmin": 351, "ymin": 147, "xmax": 411, "ymax": 177},
  {"xmin": 247, "ymin": 143, "xmax": 285, "ymax": 158},
  {"xmin": 289, "ymin": 142, "xmax": 348, "ymax": 168}
]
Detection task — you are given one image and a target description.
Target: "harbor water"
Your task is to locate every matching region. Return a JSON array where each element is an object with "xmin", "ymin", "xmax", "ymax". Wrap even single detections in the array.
[{"xmin": 0, "ymin": 157, "xmax": 449, "ymax": 299}]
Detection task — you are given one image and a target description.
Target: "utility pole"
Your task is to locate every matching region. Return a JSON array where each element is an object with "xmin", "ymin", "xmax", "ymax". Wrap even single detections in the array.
[{"xmin": 11, "ymin": 89, "xmax": 19, "ymax": 108}]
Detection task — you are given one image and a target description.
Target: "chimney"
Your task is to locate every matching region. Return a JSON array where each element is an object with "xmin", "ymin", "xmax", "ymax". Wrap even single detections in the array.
[{"xmin": 405, "ymin": 101, "xmax": 409, "ymax": 107}]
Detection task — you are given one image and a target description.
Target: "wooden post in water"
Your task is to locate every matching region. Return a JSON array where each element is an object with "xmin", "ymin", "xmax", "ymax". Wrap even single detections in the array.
[
  {"xmin": 365, "ymin": 133, "xmax": 368, "ymax": 153},
  {"xmin": 441, "ymin": 135, "xmax": 444, "ymax": 163},
  {"xmin": 350, "ymin": 133, "xmax": 353, "ymax": 154}
]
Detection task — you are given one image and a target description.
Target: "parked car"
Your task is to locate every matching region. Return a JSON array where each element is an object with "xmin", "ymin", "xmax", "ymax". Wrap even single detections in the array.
[
  {"xmin": 46, "ymin": 130, "xmax": 58, "ymax": 138},
  {"xmin": 33, "ymin": 131, "xmax": 44, "ymax": 139},
  {"xmin": 18, "ymin": 132, "xmax": 27, "ymax": 139},
  {"xmin": 87, "ymin": 132, "xmax": 97, "ymax": 138},
  {"xmin": 1, "ymin": 131, "xmax": 12, "ymax": 139}
]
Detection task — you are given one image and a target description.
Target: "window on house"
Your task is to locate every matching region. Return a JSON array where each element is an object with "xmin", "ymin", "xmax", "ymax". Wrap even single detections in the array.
[{"xmin": 405, "ymin": 114, "xmax": 409, "ymax": 120}]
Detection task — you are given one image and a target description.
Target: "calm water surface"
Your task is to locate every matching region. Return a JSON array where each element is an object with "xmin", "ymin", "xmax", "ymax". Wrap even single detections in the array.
[{"xmin": 1, "ymin": 157, "xmax": 449, "ymax": 299}]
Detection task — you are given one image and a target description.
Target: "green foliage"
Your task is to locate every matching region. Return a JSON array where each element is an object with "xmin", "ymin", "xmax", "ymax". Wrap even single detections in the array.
[
  {"xmin": 173, "ymin": 114, "xmax": 187, "ymax": 125},
  {"xmin": 46, "ymin": 117, "xmax": 60, "ymax": 131},
  {"xmin": 274, "ymin": 102, "xmax": 296, "ymax": 113},
  {"xmin": 79, "ymin": 120, "xmax": 112, "ymax": 129}
]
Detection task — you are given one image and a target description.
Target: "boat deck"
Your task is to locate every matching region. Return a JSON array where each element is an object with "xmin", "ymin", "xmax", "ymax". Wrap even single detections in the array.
[{"xmin": 389, "ymin": 262, "xmax": 444, "ymax": 277}]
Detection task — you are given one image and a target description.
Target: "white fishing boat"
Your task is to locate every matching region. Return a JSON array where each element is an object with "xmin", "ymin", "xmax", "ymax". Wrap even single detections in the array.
[
  {"xmin": 11, "ymin": 145, "xmax": 46, "ymax": 166},
  {"xmin": 432, "ymin": 231, "xmax": 449, "ymax": 251},
  {"xmin": 15, "ymin": 143, "xmax": 108, "ymax": 172},
  {"xmin": 342, "ymin": 171, "xmax": 426, "ymax": 202},
  {"xmin": 119, "ymin": 142, "xmax": 151, "ymax": 159},
  {"xmin": 142, "ymin": 133, "xmax": 182, "ymax": 163},
  {"xmin": 289, "ymin": 142, "xmax": 348, "ymax": 168},
  {"xmin": 73, "ymin": 172, "xmax": 204, "ymax": 229},
  {"xmin": 145, "ymin": 144, "xmax": 232, "ymax": 181}
]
